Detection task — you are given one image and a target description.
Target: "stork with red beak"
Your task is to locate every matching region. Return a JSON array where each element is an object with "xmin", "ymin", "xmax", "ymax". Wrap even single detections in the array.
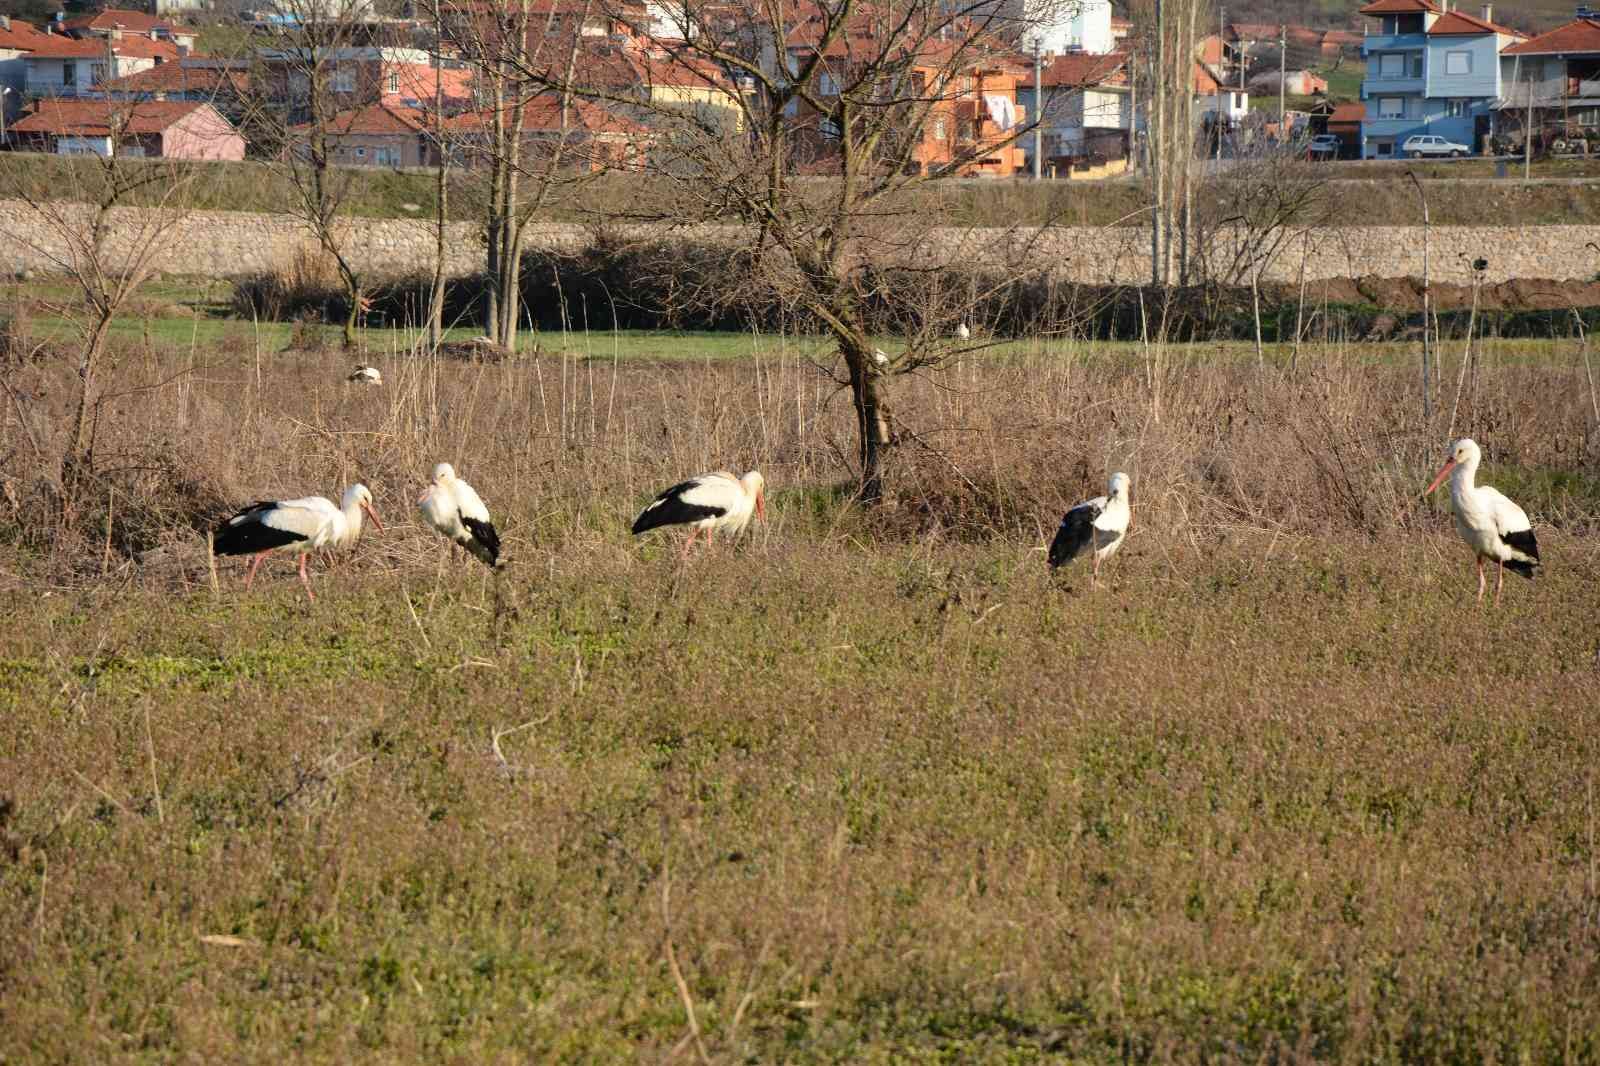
[
  {"xmin": 1423, "ymin": 438, "xmax": 1540, "ymax": 605},
  {"xmin": 212, "ymin": 484, "xmax": 384, "ymax": 603},
  {"xmin": 631, "ymin": 470, "xmax": 766, "ymax": 558}
]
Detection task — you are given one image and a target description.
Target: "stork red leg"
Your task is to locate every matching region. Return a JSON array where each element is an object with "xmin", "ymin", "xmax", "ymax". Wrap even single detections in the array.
[
  {"xmin": 297, "ymin": 552, "xmax": 316, "ymax": 604},
  {"xmin": 244, "ymin": 552, "xmax": 268, "ymax": 591},
  {"xmin": 1475, "ymin": 556, "xmax": 1486, "ymax": 604},
  {"xmin": 680, "ymin": 527, "xmax": 700, "ymax": 560},
  {"xmin": 1495, "ymin": 558, "xmax": 1505, "ymax": 606}
]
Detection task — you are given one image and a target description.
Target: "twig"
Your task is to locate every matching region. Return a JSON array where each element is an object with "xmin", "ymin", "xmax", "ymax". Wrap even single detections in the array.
[
  {"xmin": 144, "ymin": 701, "xmax": 163, "ymax": 825},
  {"xmin": 661, "ymin": 859, "xmax": 713, "ymax": 1066},
  {"xmin": 490, "ymin": 713, "xmax": 553, "ymax": 777}
]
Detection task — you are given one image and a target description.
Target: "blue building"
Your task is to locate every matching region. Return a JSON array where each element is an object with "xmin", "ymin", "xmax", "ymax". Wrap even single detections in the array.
[{"xmin": 1359, "ymin": 0, "xmax": 1524, "ymax": 158}]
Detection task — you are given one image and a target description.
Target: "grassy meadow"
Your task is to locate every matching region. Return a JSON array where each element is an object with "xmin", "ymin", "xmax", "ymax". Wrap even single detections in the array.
[{"xmin": 2, "ymin": 302, "xmax": 1600, "ymax": 1061}]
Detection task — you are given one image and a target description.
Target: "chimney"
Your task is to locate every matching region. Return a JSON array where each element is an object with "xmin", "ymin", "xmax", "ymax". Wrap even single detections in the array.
[
  {"xmin": 0, "ymin": 14, "xmax": 9, "ymax": 30},
  {"xmin": 1481, "ymin": 3, "xmax": 1492, "ymax": 21}
]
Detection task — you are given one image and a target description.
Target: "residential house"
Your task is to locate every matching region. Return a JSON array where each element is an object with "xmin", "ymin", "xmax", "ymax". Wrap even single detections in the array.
[
  {"xmin": 441, "ymin": 97, "xmax": 652, "ymax": 171},
  {"xmin": 22, "ymin": 33, "xmax": 178, "ymax": 100},
  {"xmin": 1497, "ymin": 16, "xmax": 1600, "ymax": 136},
  {"xmin": 94, "ymin": 59, "xmax": 250, "ymax": 114},
  {"xmin": 1016, "ymin": 50, "xmax": 1131, "ymax": 169},
  {"xmin": 0, "ymin": 16, "xmax": 52, "ymax": 132},
  {"xmin": 910, "ymin": 49, "xmax": 1029, "ymax": 177},
  {"xmin": 255, "ymin": 46, "xmax": 474, "ymax": 115},
  {"xmin": 59, "ymin": 9, "xmax": 198, "ymax": 51},
  {"xmin": 9, "ymin": 97, "xmax": 245, "ymax": 158},
  {"xmin": 304, "ymin": 101, "xmax": 433, "ymax": 167},
  {"xmin": 1249, "ymin": 69, "xmax": 1328, "ymax": 95},
  {"xmin": 1358, "ymin": 0, "xmax": 1522, "ymax": 158}
]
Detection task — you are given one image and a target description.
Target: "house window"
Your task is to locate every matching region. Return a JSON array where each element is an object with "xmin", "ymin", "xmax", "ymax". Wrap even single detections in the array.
[
  {"xmin": 1445, "ymin": 98, "xmax": 1469, "ymax": 117},
  {"xmin": 1581, "ymin": 108, "xmax": 1600, "ymax": 127},
  {"xmin": 62, "ymin": 61, "xmax": 76, "ymax": 87},
  {"xmin": 1378, "ymin": 53, "xmax": 1404, "ymax": 78},
  {"xmin": 333, "ymin": 67, "xmax": 355, "ymax": 93},
  {"xmin": 354, "ymin": 146, "xmax": 366, "ymax": 158},
  {"xmin": 1375, "ymin": 140, "xmax": 1393, "ymax": 156},
  {"xmin": 1445, "ymin": 51, "xmax": 1471, "ymax": 76},
  {"xmin": 819, "ymin": 71, "xmax": 837, "ymax": 95},
  {"xmin": 386, "ymin": 72, "xmax": 399, "ymax": 93},
  {"xmin": 1378, "ymin": 96, "xmax": 1404, "ymax": 119},
  {"xmin": 1410, "ymin": 54, "xmax": 1423, "ymax": 78},
  {"xmin": 931, "ymin": 115, "xmax": 946, "ymax": 139}
]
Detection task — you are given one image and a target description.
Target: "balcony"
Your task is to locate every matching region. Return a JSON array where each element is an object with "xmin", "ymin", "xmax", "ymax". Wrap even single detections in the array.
[
  {"xmin": 1362, "ymin": 34, "xmax": 1424, "ymax": 56},
  {"xmin": 1363, "ymin": 76, "xmax": 1424, "ymax": 96}
]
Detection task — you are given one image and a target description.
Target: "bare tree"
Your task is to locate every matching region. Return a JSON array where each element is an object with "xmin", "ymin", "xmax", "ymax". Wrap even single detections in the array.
[
  {"xmin": 240, "ymin": 0, "xmax": 375, "ymax": 349},
  {"xmin": 430, "ymin": 0, "xmax": 600, "ymax": 349},
  {"xmin": 503, "ymin": 0, "xmax": 1066, "ymax": 501},
  {"xmin": 0, "ymin": 112, "xmax": 207, "ymax": 477}
]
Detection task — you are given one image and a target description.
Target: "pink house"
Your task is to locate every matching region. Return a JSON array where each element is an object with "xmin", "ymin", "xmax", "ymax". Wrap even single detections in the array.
[{"xmin": 9, "ymin": 98, "xmax": 245, "ymax": 159}]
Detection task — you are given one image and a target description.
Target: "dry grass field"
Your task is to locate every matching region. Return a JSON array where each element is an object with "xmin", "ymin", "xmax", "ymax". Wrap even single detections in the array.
[{"xmin": 2, "ymin": 324, "xmax": 1600, "ymax": 1061}]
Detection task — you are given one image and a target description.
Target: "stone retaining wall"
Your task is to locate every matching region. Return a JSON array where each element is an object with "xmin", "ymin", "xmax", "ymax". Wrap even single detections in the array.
[{"xmin": 3, "ymin": 198, "xmax": 1595, "ymax": 285}]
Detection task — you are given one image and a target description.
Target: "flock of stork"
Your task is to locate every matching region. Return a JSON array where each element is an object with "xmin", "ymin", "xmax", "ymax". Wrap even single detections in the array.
[{"xmin": 211, "ymin": 437, "xmax": 1541, "ymax": 607}]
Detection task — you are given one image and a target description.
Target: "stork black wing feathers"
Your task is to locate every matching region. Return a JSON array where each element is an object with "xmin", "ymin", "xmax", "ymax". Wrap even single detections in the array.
[
  {"xmin": 631, "ymin": 479, "xmax": 727, "ymax": 535},
  {"xmin": 1048, "ymin": 502, "xmax": 1101, "ymax": 569},
  {"xmin": 459, "ymin": 513, "xmax": 501, "ymax": 568},
  {"xmin": 1501, "ymin": 528, "xmax": 1539, "ymax": 578},
  {"xmin": 212, "ymin": 503, "xmax": 307, "ymax": 556}
]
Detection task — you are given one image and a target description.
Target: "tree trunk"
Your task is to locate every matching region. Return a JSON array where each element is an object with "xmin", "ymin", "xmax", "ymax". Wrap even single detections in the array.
[
  {"xmin": 67, "ymin": 309, "xmax": 115, "ymax": 468},
  {"xmin": 850, "ymin": 354, "xmax": 891, "ymax": 503}
]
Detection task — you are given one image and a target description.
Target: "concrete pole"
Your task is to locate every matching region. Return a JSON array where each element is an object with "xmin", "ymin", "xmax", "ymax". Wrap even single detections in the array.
[
  {"xmin": 1279, "ymin": 24, "xmax": 1286, "ymax": 127},
  {"xmin": 1033, "ymin": 41, "xmax": 1043, "ymax": 179}
]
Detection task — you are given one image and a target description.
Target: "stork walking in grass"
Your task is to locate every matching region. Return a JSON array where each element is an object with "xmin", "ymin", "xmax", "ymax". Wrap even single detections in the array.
[
  {"xmin": 212, "ymin": 484, "xmax": 383, "ymax": 603},
  {"xmin": 1049, "ymin": 473, "xmax": 1131, "ymax": 586},
  {"xmin": 418, "ymin": 462, "xmax": 501, "ymax": 569},
  {"xmin": 632, "ymin": 471, "xmax": 766, "ymax": 558},
  {"xmin": 1423, "ymin": 438, "xmax": 1540, "ymax": 604}
]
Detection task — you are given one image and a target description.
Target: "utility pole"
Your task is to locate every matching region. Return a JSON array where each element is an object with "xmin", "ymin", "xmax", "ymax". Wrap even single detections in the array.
[
  {"xmin": 1525, "ymin": 59, "xmax": 1535, "ymax": 181},
  {"xmin": 1278, "ymin": 24, "xmax": 1286, "ymax": 127},
  {"xmin": 1033, "ymin": 40, "xmax": 1043, "ymax": 179}
]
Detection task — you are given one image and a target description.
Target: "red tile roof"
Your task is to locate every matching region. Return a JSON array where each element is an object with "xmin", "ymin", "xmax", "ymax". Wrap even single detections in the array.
[
  {"xmin": 96, "ymin": 62, "xmax": 249, "ymax": 96},
  {"xmin": 322, "ymin": 103, "xmax": 430, "ymax": 135},
  {"xmin": 11, "ymin": 98, "xmax": 210, "ymax": 134},
  {"xmin": 1502, "ymin": 18, "xmax": 1600, "ymax": 56},
  {"xmin": 60, "ymin": 8, "xmax": 194, "ymax": 37},
  {"xmin": 1329, "ymin": 102, "xmax": 1366, "ymax": 123},
  {"xmin": 1038, "ymin": 51, "xmax": 1128, "ymax": 89},
  {"xmin": 0, "ymin": 16, "xmax": 52, "ymax": 52},
  {"xmin": 1427, "ymin": 10, "xmax": 1523, "ymax": 37},
  {"xmin": 443, "ymin": 96, "xmax": 648, "ymax": 134},
  {"xmin": 1357, "ymin": 0, "xmax": 1438, "ymax": 13},
  {"xmin": 24, "ymin": 34, "xmax": 180, "ymax": 59}
]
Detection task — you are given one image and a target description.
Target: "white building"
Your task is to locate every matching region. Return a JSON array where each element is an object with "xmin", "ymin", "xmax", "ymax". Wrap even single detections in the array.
[{"xmin": 1018, "ymin": 0, "xmax": 1115, "ymax": 56}]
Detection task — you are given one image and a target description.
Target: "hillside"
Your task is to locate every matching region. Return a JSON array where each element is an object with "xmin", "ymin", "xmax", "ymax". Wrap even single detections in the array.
[{"xmin": 1214, "ymin": 0, "xmax": 1575, "ymax": 35}]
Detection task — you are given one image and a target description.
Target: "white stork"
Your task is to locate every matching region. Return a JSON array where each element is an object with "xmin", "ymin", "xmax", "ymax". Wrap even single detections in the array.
[
  {"xmin": 1423, "ymin": 438, "xmax": 1540, "ymax": 604},
  {"xmin": 1048, "ymin": 472, "xmax": 1131, "ymax": 585},
  {"xmin": 347, "ymin": 364, "xmax": 382, "ymax": 385},
  {"xmin": 956, "ymin": 321, "xmax": 971, "ymax": 341},
  {"xmin": 212, "ymin": 484, "xmax": 383, "ymax": 603},
  {"xmin": 632, "ymin": 470, "xmax": 765, "ymax": 558},
  {"xmin": 418, "ymin": 462, "xmax": 501, "ymax": 568}
]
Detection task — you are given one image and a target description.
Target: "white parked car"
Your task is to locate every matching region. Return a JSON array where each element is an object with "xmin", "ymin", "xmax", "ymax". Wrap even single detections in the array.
[
  {"xmin": 1401, "ymin": 134, "xmax": 1471, "ymax": 158},
  {"xmin": 1307, "ymin": 134, "xmax": 1341, "ymax": 158}
]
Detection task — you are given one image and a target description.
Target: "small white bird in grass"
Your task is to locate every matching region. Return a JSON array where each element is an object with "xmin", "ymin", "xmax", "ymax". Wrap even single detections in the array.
[
  {"xmin": 418, "ymin": 462, "xmax": 501, "ymax": 568},
  {"xmin": 1048, "ymin": 472, "xmax": 1131, "ymax": 586},
  {"xmin": 632, "ymin": 470, "xmax": 766, "ymax": 559},
  {"xmin": 212, "ymin": 484, "xmax": 384, "ymax": 603},
  {"xmin": 1423, "ymin": 438, "xmax": 1540, "ymax": 605},
  {"xmin": 872, "ymin": 348, "xmax": 890, "ymax": 367},
  {"xmin": 956, "ymin": 321, "xmax": 971, "ymax": 341},
  {"xmin": 347, "ymin": 364, "xmax": 382, "ymax": 385}
]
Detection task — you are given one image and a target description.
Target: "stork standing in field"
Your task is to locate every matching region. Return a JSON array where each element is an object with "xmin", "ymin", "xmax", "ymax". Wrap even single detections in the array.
[
  {"xmin": 212, "ymin": 484, "xmax": 384, "ymax": 603},
  {"xmin": 418, "ymin": 462, "xmax": 501, "ymax": 568},
  {"xmin": 956, "ymin": 321, "xmax": 971, "ymax": 341},
  {"xmin": 632, "ymin": 470, "xmax": 765, "ymax": 558},
  {"xmin": 1423, "ymin": 438, "xmax": 1540, "ymax": 604},
  {"xmin": 1048, "ymin": 472, "xmax": 1131, "ymax": 586},
  {"xmin": 347, "ymin": 364, "xmax": 382, "ymax": 385}
]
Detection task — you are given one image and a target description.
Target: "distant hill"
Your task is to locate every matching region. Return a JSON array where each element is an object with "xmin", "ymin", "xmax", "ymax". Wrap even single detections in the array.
[{"xmin": 1212, "ymin": 0, "xmax": 1577, "ymax": 36}]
